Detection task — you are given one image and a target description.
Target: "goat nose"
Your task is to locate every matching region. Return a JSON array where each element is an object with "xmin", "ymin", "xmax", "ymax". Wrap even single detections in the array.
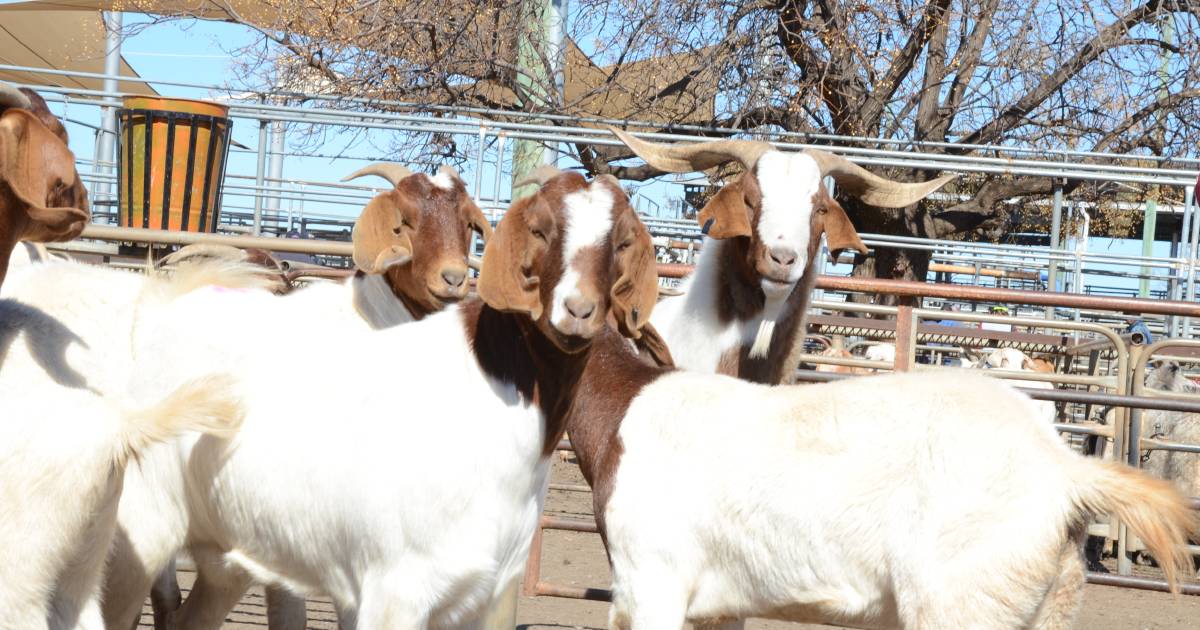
[
  {"xmin": 565, "ymin": 295, "xmax": 596, "ymax": 321},
  {"xmin": 769, "ymin": 246, "xmax": 797, "ymax": 268},
  {"xmin": 441, "ymin": 267, "xmax": 466, "ymax": 288}
]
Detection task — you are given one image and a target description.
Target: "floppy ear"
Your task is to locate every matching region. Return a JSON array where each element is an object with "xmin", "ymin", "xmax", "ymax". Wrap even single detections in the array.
[
  {"xmin": 477, "ymin": 200, "xmax": 544, "ymax": 319},
  {"xmin": 817, "ymin": 190, "xmax": 868, "ymax": 263},
  {"xmin": 610, "ymin": 210, "xmax": 660, "ymax": 339},
  {"xmin": 352, "ymin": 192, "xmax": 413, "ymax": 273},
  {"xmin": 696, "ymin": 174, "xmax": 757, "ymax": 239},
  {"xmin": 0, "ymin": 109, "xmax": 90, "ymax": 242},
  {"xmin": 461, "ymin": 194, "xmax": 493, "ymax": 244}
]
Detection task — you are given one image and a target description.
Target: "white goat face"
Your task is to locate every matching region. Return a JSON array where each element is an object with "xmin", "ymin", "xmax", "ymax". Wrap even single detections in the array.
[
  {"xmin": 549, "ymin": 182, "xmax": 615, "ymax": 337},
  {"xmin": 753, "ymin": 151, "xmax": 822, "ymax": 293}
]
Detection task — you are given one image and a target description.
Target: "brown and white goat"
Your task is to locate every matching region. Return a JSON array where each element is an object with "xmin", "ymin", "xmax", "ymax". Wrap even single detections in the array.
[
  {"xmin": 137, "ymin": 163, "xmax": 492, "ymax": 629},
  {"xmin": 608, "ymin": 127, "xmax": 954, "ymax": 384},
  {"xmin": 342, "ymin": 162, "xmax": 492, "ymax": 324},
  {"xmin": 95, "ymin": 167, "xmax": 663, "ymax": 629},
  {"xmin": 0, "ymin": 82, "xmax": 89, "ymax": 288}
]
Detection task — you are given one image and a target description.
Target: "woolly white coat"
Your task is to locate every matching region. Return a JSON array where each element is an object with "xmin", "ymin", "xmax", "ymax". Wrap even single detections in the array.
[{"xmin": 111, "ymin": 287, "xmax": 551, "ymax": 628}]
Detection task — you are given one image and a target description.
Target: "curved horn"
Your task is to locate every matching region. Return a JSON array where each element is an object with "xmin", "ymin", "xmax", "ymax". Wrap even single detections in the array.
[
  {"xmin": 607, "ymin": 126, "xmax": 772, "ymax": 172},
  {"xmin": 803, "ymin": 150, "xmax": 957, "ymax": 208},
  {"xmin": 0, "ymin": 82, "xmax": 31, "ymax": 109},
  {"xmin": 341, "ymin": 163, "xmax": 414, "ymax": 188},
  {"xmin": 514, "ymin": 164, "xmax": 564, "ymax": 189}
]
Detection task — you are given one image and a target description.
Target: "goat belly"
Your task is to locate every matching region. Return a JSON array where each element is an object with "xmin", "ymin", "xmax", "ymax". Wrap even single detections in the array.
[
  {"xmin": 602, "ymin": 371, "xmax": 1076, "ymax": 627},
  {"xmin": 127, "ymin": 296, "xmax": 555, "ymax": 624}
]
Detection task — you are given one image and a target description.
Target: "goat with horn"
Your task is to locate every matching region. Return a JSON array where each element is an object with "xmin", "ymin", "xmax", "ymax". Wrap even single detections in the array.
[{"xmin": 608, "ymin": 127, "xmax": 955, "ymax": 384}]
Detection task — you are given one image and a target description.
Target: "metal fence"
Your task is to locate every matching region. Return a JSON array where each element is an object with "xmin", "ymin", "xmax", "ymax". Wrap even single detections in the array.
[{"xmin": 5, "ymin": 62, "xmax": 1200, "ymax": 326}]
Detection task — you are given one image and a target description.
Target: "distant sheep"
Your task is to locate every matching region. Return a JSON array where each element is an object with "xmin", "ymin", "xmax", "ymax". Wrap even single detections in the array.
[{"xmin": 1142, "ymin": 360, "xmax": 1200, "ymax": 497}]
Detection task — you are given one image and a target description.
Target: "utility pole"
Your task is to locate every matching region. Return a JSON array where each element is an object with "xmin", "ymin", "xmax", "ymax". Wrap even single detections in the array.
[
  {"xmin": 1141, "ymin": 14, "xmax": 1173, "ymax": 298},
  {"xmin": 510, "ymin": 0, "xmax": 568, "ymax": 201},
  {"xmin": 98, "ymin": 11, "xmax": 123, "ymax": 200}
]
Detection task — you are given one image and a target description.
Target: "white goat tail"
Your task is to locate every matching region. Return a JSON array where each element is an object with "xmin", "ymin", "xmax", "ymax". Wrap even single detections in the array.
[
  {"xmin": 748, "ymin": 319, "xmax": 775, "ymax": 359},
  {"xmin": 115, "ymin": 374, "xmax": 244, "ymax": 466},
  {"xmin": 1071, "ymin": 459, "xmax": 1197, "ymax": 592}
]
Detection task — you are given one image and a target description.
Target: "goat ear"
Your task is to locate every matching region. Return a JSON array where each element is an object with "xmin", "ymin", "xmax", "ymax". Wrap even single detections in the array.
[
  {"xmin": 478, "ymin": 200, "xmax": 543, "ymax": 320},
  {"xmin": 696, "ymin": 174, "xmax": 756, "ymax": 240},
  {"xmin": 818, "ymin": 190, "xmax": 868, "ymax": 262},
  {"xmin": 352, "ymin": 192, "xmax": 413, "ymax": 273},
  {"xmin": 461, "ymin": 194, "xmax": 493, "ymax": 244},
  {"xmin": 609, "ymin": 210, "xmax": 660, "ymax": 340},
  {"xmin": 0, "ymin": 109, "xmax": 90, "ymax": 242}
]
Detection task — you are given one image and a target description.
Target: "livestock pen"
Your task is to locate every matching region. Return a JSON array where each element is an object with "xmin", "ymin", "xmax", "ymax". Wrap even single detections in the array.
[{"xmin": 48, "ymin": 227, "xmax": 1200, "ymax": 603}]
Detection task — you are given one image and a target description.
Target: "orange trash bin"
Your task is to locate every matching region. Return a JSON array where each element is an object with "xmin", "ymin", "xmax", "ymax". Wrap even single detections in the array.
[{"xmin": 118, "ymin": 96, "xmax": 233, "ymax": 232}]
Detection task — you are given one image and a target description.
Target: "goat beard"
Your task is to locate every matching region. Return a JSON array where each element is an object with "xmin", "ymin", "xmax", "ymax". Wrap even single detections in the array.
[
  {"xmin": 747, "ymin": 288, "xmax": 790, "ymax": 360},
  {"xmin": 748, "ymin": 319, "xmax": 775, "ymax": 359}
]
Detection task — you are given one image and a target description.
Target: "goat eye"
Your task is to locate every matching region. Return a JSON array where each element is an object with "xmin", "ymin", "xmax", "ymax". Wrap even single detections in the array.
[
  {"xmin": 616, "ymin": 240, "xmax": 632, "ymax": 252},
  {"xmin": 531, "ymin": 228, "xmax": 547, "ymax": 242}
]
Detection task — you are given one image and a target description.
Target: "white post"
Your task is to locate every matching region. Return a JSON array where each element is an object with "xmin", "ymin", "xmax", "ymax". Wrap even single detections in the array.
[
  {"xmin": 266, "ymin": 118, "xmax": 286, "ymax": 219},
  {"xmin": 97, "ymin": 11, "xmax": 123, "ymax": 200}
]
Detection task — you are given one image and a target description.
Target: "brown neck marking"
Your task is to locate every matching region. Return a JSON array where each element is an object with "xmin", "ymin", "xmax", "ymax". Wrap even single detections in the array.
[
  {"xmin": 715, "ymin": 236, "xmax": 766, "ymax": 326},
  {"xmin": 460, "ymin": 299, "xmax": 591, "ymax": 456},
  {"xmin": 564, "ymin": 327, "xmax": 668, "ymax": 541},
  {"xmin": 717, "ymin": 225, "xmax": 823, "ymax": 385}
]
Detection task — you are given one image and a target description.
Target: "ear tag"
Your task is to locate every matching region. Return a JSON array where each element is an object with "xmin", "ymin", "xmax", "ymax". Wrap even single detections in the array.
[{"xmin": 701, "ymin": 218, "xmax": 714, "ymax": 235}]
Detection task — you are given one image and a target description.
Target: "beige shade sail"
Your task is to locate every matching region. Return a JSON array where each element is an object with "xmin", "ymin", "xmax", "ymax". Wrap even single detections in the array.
[
  {"xmin": 0, "ymin": 6, "xmax": 157, "ymax": 95},
  {"xmin": 3, "ymin": 1, "xmax": 716, "ymax": 123}
]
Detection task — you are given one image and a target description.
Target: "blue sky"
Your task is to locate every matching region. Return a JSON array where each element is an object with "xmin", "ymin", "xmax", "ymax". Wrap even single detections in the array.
[{"xmin": 14, "ymin": 9, "xmax": 1186, "ymax": 296}]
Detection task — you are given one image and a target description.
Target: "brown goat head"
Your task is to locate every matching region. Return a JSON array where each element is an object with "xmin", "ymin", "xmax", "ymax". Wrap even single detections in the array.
[
  {"xmin": 347, "ymin": 164, "xmax": 491, "ymax": 315},
  {"xmin": 477, "ymin": 169, "xmax": 660, "ymax": 354},
  {"xmin": 0, "ymin": 84, "xmax": 90, "ymax": 286}
]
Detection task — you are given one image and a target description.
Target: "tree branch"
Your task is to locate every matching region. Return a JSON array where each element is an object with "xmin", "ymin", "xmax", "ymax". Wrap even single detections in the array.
[{"xmin": 956, "ymin": 0, "xmax": 1199, "ymax": 149}]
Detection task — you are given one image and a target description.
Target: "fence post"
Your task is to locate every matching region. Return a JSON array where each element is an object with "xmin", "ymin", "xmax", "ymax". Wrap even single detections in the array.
[
  {"xmin": 895, "ymin": 305, "xmax": 917, "ymax": 372},
  {"xmin": 1045, "ymin": 180, "xmax": 1064, "ymax": 319},
  {"xmin": 252, "ymin": 101, "xmax": 269, "ymax": 236}
]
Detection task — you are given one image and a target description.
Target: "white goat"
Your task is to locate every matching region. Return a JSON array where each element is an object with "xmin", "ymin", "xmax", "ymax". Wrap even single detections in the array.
[
  {"xmin": 562, "ymin": 336, "xmax": 1195, "ymax": 630},
  {"xmin": 964, "ymin": 347, "xmax": 1057, "ymax": 423},
  {"xmin": 91, "ymin": 169, "xmax": 662, "ymax": 629},
  {"xmin": 608, "ymin": 127, "xmax": 954, "ymax": 385},
  {"xmin": 0, "ymin": 291, "xmax": 242, "ymax": 630}
]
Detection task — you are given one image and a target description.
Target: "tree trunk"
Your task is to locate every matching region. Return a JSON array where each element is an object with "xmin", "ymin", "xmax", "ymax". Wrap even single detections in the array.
[{"xmin": 843, "ymin": 199, "xmax": 931, "ymax": 311}]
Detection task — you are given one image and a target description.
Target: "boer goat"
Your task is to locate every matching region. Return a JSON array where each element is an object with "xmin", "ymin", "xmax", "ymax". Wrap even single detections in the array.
[
  {"xmin": 0, "ymin": 292, "xmax": 242, "ymax": 629},
  {"xmin": 98, "ymin": 169, "xmax": 662, "ymax": 629},
  {"xmin": 608, "ymin": 127, "xmax": 954, "ymax": 384},
  {"xmin": 964, "ymin": 347, "xmax": 1057, "ymax": 423},
  {"xmin": 560, "ymin": 334, "xmax": 1196, "ymax": 629},
  {"xmin": 139, "ymin": 163, "xmax": 492, "ymax": 629},
  {"xmin": 0, "ymin": 82, "xmax": 89, "ymax": 288}
]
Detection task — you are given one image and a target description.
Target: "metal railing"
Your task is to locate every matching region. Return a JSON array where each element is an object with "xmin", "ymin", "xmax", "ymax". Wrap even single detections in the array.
[{"xmin": 6, "ymin": 62, "xmax": 1200, "ymax": 312}]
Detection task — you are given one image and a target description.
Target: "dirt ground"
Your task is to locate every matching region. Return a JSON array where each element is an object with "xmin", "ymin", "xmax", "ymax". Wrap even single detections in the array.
[{"xmin": 135, "ymin": 459, "xmax": 1200, "ymax": 629}]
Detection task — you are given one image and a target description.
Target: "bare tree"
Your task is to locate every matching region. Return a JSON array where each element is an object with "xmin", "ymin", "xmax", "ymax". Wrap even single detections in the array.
[{"xmin": 124, "ymin": 0, "xmax": 1200, "ymax": 283}]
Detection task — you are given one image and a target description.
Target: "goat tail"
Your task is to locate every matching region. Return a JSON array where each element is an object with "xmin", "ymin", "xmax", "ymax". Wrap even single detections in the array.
[
  {"xmin": 115, "ymin": 374, "xmax": 245, "ymax": 466},
  {"xmin": 151, "ymin": 256, "xmax": 277, "ymax": 298},
  {"xmin": 1070, "ymin": 459, "xmax": 1197, "ymax": 592}
]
